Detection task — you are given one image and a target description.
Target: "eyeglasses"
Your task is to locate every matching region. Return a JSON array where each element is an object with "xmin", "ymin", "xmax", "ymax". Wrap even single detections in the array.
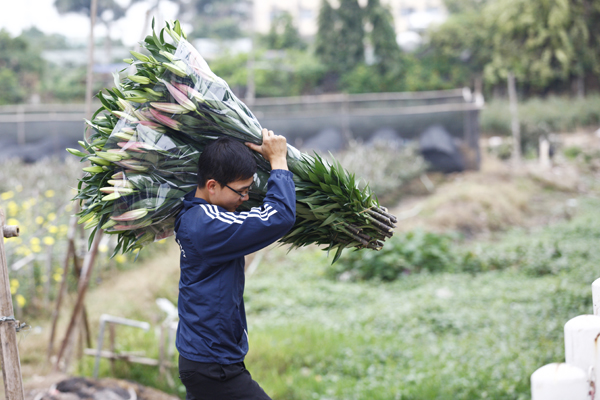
[{"xmin": 224, "ymin": 181, "xmax": 254, "ymax": 199}]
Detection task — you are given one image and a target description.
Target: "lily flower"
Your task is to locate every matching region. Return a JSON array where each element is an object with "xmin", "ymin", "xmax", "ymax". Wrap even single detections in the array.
[
  {"xmin": 96, "ymin": 151, "xmax": 126, "ymax": 162},
  {"xmin": 150, "ymin": 102, "xmax": 190, "ymax": 114},
  {"xmin": 171, "ymin": 81, "xmax": 205, "ymax": 104},
  {"xmin": 101, "ymin": 219, "xmax": 118, "ymax": 229},
  {"xmin": 113, "ymin": 131, "xmax": 134, "ymax": 141},
  {"xmin": 130, "ymin": 50, "xmax": 150, "ymax": 63},
  {"xmin": 107, "ymin": 179, "xmax": 134, "ymax": 188},
  {"xmin": 83, "ymin": 166, "xmax": 104, "ymax": 173},
  {"xmin": 110, "ymin": 208, "xmax": 149, "ymax": 222},
  {"xmin": 161, "ymin": 80, "xmax": 196, "ymax": 111},
  {"xmin": 117, "ymin": 142, "xmax": 150, "ymax": 153},
  {"xmin": 128, "ymin": 75, "xmax": 152, "ymax": 85},
  {"xmin": 149, "ymin": 108, "xmax": 183, "ymax": 131},
  {"xmin": 111, "ymin": 219, "xmax": 153, "ymax": 231},
  {"xmin": 88, "ymin": 156, "xmax": 111, "ymax": 166},
  {"xmin": 100, "ymin": 187, "xmax": 135, "ymax": 194},
  {"xmin": 112, "ymin": 111, "xmax": 139, "ymax": 123},
  {"xmin": 102, "ymin": 192, "xmax": 121, "ymax": 201},
  {"xmin": 117, "ymin": 160, "xmax": 149, "ymax": 172},
  {"xmin": 163, "ymin": 62, "xmax": 188, "ymax": 78}
]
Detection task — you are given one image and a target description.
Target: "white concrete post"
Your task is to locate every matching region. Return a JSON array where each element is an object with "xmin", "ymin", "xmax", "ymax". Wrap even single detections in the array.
[
  {"xmin": 565, "ymin": 315, "xmax": 600, "ymax": 399},
  {"xmin": 531, "ymin": 363, "xmax": 588, "ymax": 400},
  {"xmin": 592, "ymin": 278, "xmax": 600, "ymax": 316}
]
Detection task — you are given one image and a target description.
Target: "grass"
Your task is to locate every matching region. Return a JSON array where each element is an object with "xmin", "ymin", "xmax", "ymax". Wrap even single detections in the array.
[
  {"xmin": 481, "ymin": 95, "xmax": 600, "ymax": 137},
  {"xmin": 16, "ymin": 193, "xmax": 600, "ymax": 400},
  {"xmin": 240, "ymin": 220, "xmax": 596, "ymax": 399}
]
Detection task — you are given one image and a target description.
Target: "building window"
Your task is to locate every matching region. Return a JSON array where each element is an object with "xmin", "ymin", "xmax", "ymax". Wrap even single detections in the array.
[
  {"xmin": 300, "ymin": 7, "xmax": 312, "ymax": 20},
  {"xmin": 400, "ymin": 7, "xmax": 415, "ymax": 16}
]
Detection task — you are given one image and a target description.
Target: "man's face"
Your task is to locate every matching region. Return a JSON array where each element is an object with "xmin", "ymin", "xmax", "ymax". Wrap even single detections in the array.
[{"xmin": 213, "ymin": 176, "xmax": 255, "ymax": 212}]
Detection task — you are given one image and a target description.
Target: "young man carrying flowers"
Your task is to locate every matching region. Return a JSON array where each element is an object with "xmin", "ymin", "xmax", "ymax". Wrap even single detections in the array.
[{"xmin": 174, "ymin": 128, "xmax": 295, "ymax": 400}]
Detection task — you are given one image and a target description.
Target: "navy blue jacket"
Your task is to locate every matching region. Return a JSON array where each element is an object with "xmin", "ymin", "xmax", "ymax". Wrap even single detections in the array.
[{"xmin": 174, "ymin": 169, "xmax": 296, "ymax": 364}]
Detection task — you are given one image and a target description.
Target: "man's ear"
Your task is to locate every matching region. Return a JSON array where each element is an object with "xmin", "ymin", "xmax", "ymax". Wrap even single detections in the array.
[{"xmin": 206, "ymin": 179, "xmax": 218, "ymax": 193}]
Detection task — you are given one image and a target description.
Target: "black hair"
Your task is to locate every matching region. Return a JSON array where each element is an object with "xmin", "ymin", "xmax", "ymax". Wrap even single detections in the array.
[{"xmin": 196, "ymin": 137, "xmax": 257, "ymax": 188}]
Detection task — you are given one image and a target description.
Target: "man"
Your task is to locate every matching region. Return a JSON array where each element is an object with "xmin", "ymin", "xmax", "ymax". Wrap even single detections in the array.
[{"xmin": 174, "ymin": 128, "xmax": 296, "ymax": 400}]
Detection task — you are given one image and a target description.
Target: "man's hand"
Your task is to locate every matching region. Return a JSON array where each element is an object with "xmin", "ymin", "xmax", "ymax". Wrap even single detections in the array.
[{"xmin": 246, "ymin": 129, "xmax": 288, "ymax": 171}]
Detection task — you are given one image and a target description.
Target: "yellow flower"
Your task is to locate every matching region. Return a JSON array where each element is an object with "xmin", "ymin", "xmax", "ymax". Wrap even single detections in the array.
[
  {"xmin": 47, "ymin": 213, "xmax": 57, "ymax": 221},
  {"xmin": 53, "ymin": 273, "xmax": 62, "ymax": 282},
  {"xmin": 10, "ymin": 279, "xmax": 19, "ymax": 295},
  {"xmin": 30, "ymin": 237, "xmax": 40, "ymax": 245},
  {"xmin": 43, "ymin": 236, "xmax": 55, "ymax": 246},
  {"xmin": 64, "ymin": 204, "xmax": 73, "ymax": 212},
  {"xmin": 7, "ymin": 201, "xmax": 18, "ymax": 217},
  {"xmin": 35, "ymin": 216, "xmax": 44, "ymax": 225},
  {"xmin": 45, "ymin": 190, "xmax": 55, "ymax": 198},
  {"xmin": 55, "ymin": 267, "xmax": 64, "ymax": 274},
  {"xmin": 15, "ymin": 295, "xmax": 26, "ymax": 308},
  {"xmin": 15, "ymin": 185, "xmax": 23, "ymax": 192},
  {"xmin": 115, "ymin": 254, "xmax": 127, "ymax": 264},
  {"xmin": 1, "ymin": 191, "xmax": 14, "ymax": 200},
  {"xmin": 7, "ymin": 218, "xmax": 19, "ymax": 226},
  {"xmin": 59, "ymin": 225, "xmax": 68, "ymax": 235},
  {"xmin": 99, "ymin": 244, "xmax": 109, "ymax": 253},
  {"xmin": 16, "ymin": 246, "xmax": 31, "ymax": 256},
  {"xmin": 48, "ymin": 225, "xmax": 58, "ymax": 234},
  {"xmin": 31, "ymin": 244, "xmax": 42, "ymax": 253}
]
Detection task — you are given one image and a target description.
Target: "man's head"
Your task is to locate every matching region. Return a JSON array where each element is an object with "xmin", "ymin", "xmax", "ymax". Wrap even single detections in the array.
[{"xmin": 196, "ymin": 137, "xmax": 257, "ymax": 211}]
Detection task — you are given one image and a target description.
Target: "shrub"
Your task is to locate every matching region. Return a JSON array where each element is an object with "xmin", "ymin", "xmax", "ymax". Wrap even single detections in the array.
[
  {"xmin": 328, "ymin": 230, "xmax": 458, "ymax": 281},
  {"xmin": 330, "ymin": 141, "xmax": 427, "ymax": 205}
]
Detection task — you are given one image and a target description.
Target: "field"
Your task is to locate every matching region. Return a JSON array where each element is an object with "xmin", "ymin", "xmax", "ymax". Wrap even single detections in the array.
[{"xmin": 2, "ymin": 126, "xmax": 600, "ymax": 399}]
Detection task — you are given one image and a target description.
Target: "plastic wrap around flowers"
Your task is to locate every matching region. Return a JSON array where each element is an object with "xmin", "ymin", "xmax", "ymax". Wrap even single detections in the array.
[{"xmin": 70, "ymin": 20, "xmax": 396, "ymax": 261}]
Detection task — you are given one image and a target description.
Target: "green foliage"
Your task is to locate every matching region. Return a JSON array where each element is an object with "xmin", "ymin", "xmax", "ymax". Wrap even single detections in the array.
[
  {"xmin": 331, "ymin": 141, "xmax": 427, "ymax": 205},
  {"xmin": 210, "ymin": 50, "xmax": 327, "ymax": 97},
  {"xmin": 366, "ymin": 0, "xmax": 401, "ymax": 74},
  {"xmin": 0, "ymin": 68, "xmax": 25, "ymax": 104},
  {"xmin": 0, "ymin": 29, "xmax": 45, "ymax": 104},
  {"xmin": 340, "ymin": 52, "xmax": 470, "ymax": 94},
  {"xmin": 464, "ymin": 198, "xmax": 600, "ymax": 281},
  {"xmin": 240, "ymin": 229, "xmax": 595, "ymax": 400},
  {"xmin": 262, "ymin": 11, "xmax": 306, "ymax": 50},
  {"xmin": 184, "ymin": 0, "xmax": 251, "ymax": 39},
  {"xmin": 54, "ymin": 0, "xmax": 127, "ymax": 22},
  {"xmin": 315, "ymin": 0, "xmax": 365, "ymax": 75},
  {"xmin": 328, "ymin": 230, "xmax": 458, "ymax": 281},
  {"xmin": 481, "ymin": 95, "xmax": 600, "ymax": 152}
]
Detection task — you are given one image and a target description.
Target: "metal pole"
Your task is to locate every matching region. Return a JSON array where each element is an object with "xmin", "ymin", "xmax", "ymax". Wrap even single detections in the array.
[
  {"xmin": 0, "ymin": 209, "xmax": 25, "ymax": 400},
  {"xmin": 93, "ymin": 314, "xmax": 150, "ymax": 378},
  {"xmin": 85, "ymin": 0, "xmax": 99, "ymax": 137},
  {"xmin": 507, "ymin": 71, "xmax": 521, "ymax": 164},
  {"xmin": 592, "ymin": 278, "xmax": 600, "ymax": 316},
  {"xmin": 245, "ymin": 0, "xmax": 256, "ymax": 106}
]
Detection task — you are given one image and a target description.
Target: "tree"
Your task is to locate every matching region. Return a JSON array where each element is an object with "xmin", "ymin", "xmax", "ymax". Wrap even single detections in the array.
[
  {"xmin": 179, "ymin": 0, "xmax": 252, "ymax": 39},
  {"xmin": 315, "ymin": 0, "xmax": 365, "ymax": 74},
  {"xmin": 427, "ymin": 10, "xmax": 493, "ymax": 92},
  {"xmin": 366, "ymin": 0, "xmax": 401, "ymax": 74},
  {"xmin": 483, "ymin": 0, "xmax": 585, "ymax": 90},
  {"xmin": 54, "ymin": 0, "xmax": 132, "ymax": 62},
  {"xmin": 337, "ymin": 0, "xmax": 366, "ymax": 72},
  {"xmin": 263, "ymin": 11, "xmax": 306, "ymax": 50},
  {"xmin": 0, "ymin": 30, "xmax": 45, "ymax": 105}
]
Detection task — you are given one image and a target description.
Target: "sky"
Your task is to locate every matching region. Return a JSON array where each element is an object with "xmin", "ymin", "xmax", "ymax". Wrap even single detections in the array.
[{"xmin": 0, "ymin": 0, "xmax": 181, "ymax": 46}]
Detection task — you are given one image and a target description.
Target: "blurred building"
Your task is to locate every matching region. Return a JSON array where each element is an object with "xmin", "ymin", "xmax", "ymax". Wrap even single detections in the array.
[{"xmin": 252, "ymin": 0, "xmax": 447, "ymax": 50}]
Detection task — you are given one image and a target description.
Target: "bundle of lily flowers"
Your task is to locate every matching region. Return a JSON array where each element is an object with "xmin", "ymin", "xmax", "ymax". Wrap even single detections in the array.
[{"xmin": 68, "ymin": 20, "xmax": 397, "ymax": 261}]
